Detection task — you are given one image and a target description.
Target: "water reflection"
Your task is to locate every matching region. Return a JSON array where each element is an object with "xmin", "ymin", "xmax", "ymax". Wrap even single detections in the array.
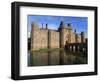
[{"xmin": 28, "ymin": 50, "xmax": 87, "ymax": 66}]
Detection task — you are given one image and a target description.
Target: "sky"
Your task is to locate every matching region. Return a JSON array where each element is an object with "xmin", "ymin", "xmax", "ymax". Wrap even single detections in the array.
[{"xmin": 28, "ymin": 15, "xmax": 88, "ymax": 38}]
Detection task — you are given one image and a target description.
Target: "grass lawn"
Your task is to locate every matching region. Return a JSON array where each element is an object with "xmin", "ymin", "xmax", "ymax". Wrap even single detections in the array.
[{"xmin": 30, "ymin": 48, "xmax": 64, "ymax": 52}]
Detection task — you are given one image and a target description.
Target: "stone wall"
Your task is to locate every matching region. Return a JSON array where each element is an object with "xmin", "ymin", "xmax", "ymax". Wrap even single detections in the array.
[
  {"xmin": 40, "ymin": 29, "xmax": 48, "ymax": 49},
  {"xmin": 48, "ymin": 30, "xmax": 60, "ymax": 48},
  {"xmin": 77, "ymin": 34, "xmax": 82, "ymax": 43},
  {"xmin": 31, "ymin": 29, "xmax": 48, "ymax": 50},
  {"xmin": 31, "ymin": 22, "xmax": 41, "ymax": 50},
  {"xmin": 71, "ymin": 32, "xmax": 76, "ymax": 43}
]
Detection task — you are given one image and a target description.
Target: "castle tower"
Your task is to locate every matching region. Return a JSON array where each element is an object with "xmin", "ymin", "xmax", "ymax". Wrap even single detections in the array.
[
  {"xmin": 75, "ymin": 29, "xmax": 78, "ymax": 43},
  {"xmin": 31, "ymin": 22, "xmax": 39, "ymax": 30},
  {"xmin": 75, "ymin": 34, "xmax": 78, "ymax": 43},
  {"xmin": 67, "ymin": 23, "xmax": 72, "ymax": 43},
  {"xmin": 31, "ymin": 22, "xmax": 39, "ymax": 50},
  {"xmin": 59, "ymin": 21, "xmax": 66, "ymax": 48},
  {"xmin": 81, "ymin": 32, "xmax": 85, "ymax": 43}
]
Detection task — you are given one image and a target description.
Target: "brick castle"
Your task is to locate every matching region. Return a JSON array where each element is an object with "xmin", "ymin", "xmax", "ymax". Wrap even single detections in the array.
[{"xmin": 31, "ymin": 21, "xmax": 86, "ymax": 50}]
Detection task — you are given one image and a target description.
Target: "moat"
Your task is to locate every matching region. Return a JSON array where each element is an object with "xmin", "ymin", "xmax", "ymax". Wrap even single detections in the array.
[{"xmin": 28, "ymin": 49, "xmax": 88, "ymax": 66}]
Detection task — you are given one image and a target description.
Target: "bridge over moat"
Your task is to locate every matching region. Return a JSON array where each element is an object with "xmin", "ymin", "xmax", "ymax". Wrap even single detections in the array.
[{"xmin": 65, "ymin": 43, "xmax": 87, "ymax": 52}]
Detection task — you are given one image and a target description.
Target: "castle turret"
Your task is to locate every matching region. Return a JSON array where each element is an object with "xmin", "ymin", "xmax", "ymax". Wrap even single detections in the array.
[
  {"xmin": 31, "ymin": 22, "xmax": 39, "ymax": 30},
  {"xmin": 67, "ymin": 23, "xmax": 72, "ymax": 43},
  {"xmin": 75, "ymin": 29, "xmax": 78, "ymax": 43},
  {"xmin": 59, "ymin": 21, "xmax": 66, "ymax": 48},
  {"xmin": 31, "ymin": 22, "xmax": 39, "ymax": 50},
  {"xmin": 59, "ymin": 21, "xmax": 66, "ymax": 29},
  {"xmin": 67, "ymin": 23, "xmax": 72, "ymax": 30},
  {"xmin": 81, "ymin": 32, "xmax": 85, "ymax": 43}
]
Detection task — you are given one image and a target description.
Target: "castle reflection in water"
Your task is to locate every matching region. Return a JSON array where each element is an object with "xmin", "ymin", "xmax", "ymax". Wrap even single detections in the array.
[{"xmin": 28, "ymin": 50, "xmax": 87, "ymax": 66}]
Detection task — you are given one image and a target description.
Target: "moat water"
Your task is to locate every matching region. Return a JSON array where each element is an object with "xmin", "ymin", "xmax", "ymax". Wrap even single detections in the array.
[{"xmin": 28, "ymin": 49, "xmax": 87, "ymax": 66}]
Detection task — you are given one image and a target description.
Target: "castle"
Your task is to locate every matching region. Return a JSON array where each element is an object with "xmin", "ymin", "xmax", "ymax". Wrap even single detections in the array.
[{"xmin": 31, "ymin": 21, "xmax": 85, "ymax": 50}]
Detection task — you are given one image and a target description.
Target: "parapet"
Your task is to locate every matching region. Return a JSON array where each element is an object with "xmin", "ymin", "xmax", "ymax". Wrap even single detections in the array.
[
  {"xmin": 31, "ymin": 21, "xmax": 39, "ymax": 29},
  {"xmin": 67, "ymin": 23, "xmax": 72, "ymax": 30}
]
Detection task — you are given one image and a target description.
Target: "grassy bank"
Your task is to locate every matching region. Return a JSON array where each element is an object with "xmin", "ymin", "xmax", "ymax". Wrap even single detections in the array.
[{"xmin": 30, "ymin": 48, "xmax": 64, "ymax": 52}]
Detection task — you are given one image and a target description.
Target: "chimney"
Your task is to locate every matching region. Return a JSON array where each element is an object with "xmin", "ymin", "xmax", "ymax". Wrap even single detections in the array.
[
  {"xmin": 46, "ymin": 23, "xmax": 48, "ymax": 29},
  {"xmin": 74, "ymin": 29, "xmax": 76, "ymax": 33},
  {"xmin": 42, "ymin": 23, "xmax": 43, "ymax": 29},
  {"xmin": 67, "ymin": 23, "xmax": 71, "ymax": 27}
]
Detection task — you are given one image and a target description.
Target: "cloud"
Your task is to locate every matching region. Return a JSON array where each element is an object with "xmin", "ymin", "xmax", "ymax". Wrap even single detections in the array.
[
  {"xmin": 85, "ymin": 33, "xmax": 88, "ymax": 38},
  {"xmin": 28, "ymin": 32, "xmax": 30, "ymax": 38}
]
